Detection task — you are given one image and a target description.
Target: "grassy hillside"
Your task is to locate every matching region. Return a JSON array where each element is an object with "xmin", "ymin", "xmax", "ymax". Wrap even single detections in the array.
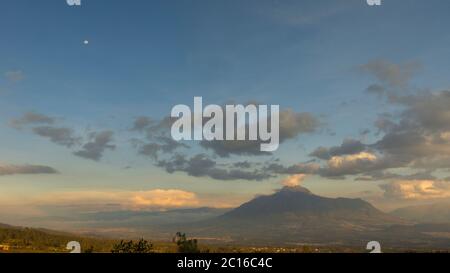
[{"xmin": 0, "ymin": 224, "xmax": 116, "ymax": 253}]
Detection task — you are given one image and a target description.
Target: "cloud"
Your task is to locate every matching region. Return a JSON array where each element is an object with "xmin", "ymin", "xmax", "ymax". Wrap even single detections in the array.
[
  {"xmin": 133, "ymin": 136, "xmax": 189, "ymax": 160},
  {"xmin": 297, "ymin": 62, "xmax": 450, "ymax": 180},
  {"xmin": 265, "ymin": 162, "xmax": 320, "ymax": 175},
  {"xmin": 130, "ymin": 116, "xmax": 154, "ymax": 131},
  {"xmin": 371, "ymin": 90, "xmax": 450, "ymax": 170},
  {"xmin": 131, "ymin": 189, "xmax": 199, "ymax": 208},
  {"xmin": 11, "ymin": 112, "xmax": 117, "ymax": 162},
  {"xmin": 32, "ymin": 126, "xmax": 80, "ymax": 148},
  {"xmin": 157, "ymin": 154, "xmax": 273, "ymax": 181},
  {"xmin": 360, "ymin": 59, "xmax": 421, "ymax": 87},
  {"xmin": 131, "ymin": 116, "xmax": 189, "ymax": 159},
  {"xmin": 380, "ymin": 180, "xmax": 450, "ymax": 200},
  {"xmin": 10, "ymin": 112, "xmax": 55, "ymax": 129},
  {"xmin": 32, "ymin": 189, "xmax": 200, "ymax": 210},
  {"xmin": 74, "ymin": 131, "xmax": 115, "ymax": 161},
  {"xmin": 200, "ymin": 109, "xmax": 320, "ymax": 157},
  {"xmin": 310, "ymin": 139, "xmax": 366, "ymax": 160},
  {"xmin": 0, "ymin": 164, "xmax": 58, "ymax": 176},
  {"xmin": 317, "ymin": 152, "xmax": 387, "ymax": 178},
  {"xmin": 281, "ymin": 174, "xmax": 306, "ymax": 187},
  {"xmin": 4, "ymin": 70, "xmax": 24, "ymax": 82},
  {"xmin": 355, "ymin": 170, "xmax": 437, "ymax": 182},
  {"xmin": 200, "ymin": 139, "xmax": 270, "ymax": 157}
]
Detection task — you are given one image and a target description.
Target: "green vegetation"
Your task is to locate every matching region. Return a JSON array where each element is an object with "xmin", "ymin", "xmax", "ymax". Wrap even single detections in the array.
[
  {"xmin": 0, "ymin": 225, "xmax": 115, "ymax": 253},
  {"xmin": 111, "ymin": 239, "xmax": 153, "ymax": 253},
  {"xmin": 174, "ymin": 232, "xmax": 200, "ymax": 253}
]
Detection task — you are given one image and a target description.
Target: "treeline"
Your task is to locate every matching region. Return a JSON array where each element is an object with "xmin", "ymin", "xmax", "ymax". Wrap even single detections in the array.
[
  {"xmin": 0, "ymin": 226, "xmax": 115, "ymax": 252},
  {"xmin": 0, "ymin": 225, "xmax": 203, "ymax": 253}
]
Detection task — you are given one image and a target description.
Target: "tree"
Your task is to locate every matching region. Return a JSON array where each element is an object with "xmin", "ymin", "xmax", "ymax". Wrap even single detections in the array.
[
  {"xmin": 111, "ymin": 239, "xmax": 153, "ymax": 253},
  {"xmin": 173, "ymin": 232, "xmax": 200, "ymax": 253}
]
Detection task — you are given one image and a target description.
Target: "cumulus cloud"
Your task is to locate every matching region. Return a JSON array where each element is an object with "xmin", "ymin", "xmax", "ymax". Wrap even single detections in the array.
[
  {"xmin": 318, "ymin": 152, "xmax": 389, "ymax": 178},
  {"xmin": 74, "ymin": 131, "xmax": 115, "ymax": 161},
  {"xmin": 11, "ymin": 112, "xmax": 117, "ymax": 162},
  {"xmin": 130, "ymin": 107, "xmax": 320, "ymax": 181},
  {"xmin": 265, "ymin": 162, "xmax": 320, "ymax": 175},
  {"xmin": 33, "ymin": 126, "xmax": 80, "ymax": 148},
  {"xmin": 310, "ymin": 139, "xmax": 366, "ymax": 160},
  {"xmin": 0, "ymin": 164, "xmax": 58, "ymax": 176},
  {"xmin": 297, "ymin": 62, "xmax": 450, "ymax": 180},
  {"xmin": 33, "ymin": 189, "xmax": 200, "ymax": 210},
  {"xmin": 380, "ymin": 180, "xmax": 450, "ymax": 200},
  {"xmin": 281, "ymin": 174, "xmax": 306, "ymax": 187},
  {"xmin": 157, "ymin": 154, "xmax": 273, "ymax": 181},
  {"xmin": 131, "ymin": 189, "xmax": 199, "ymax": 208},
  {"xmin": 131, "ymin": 116, "xmax": 189, "ymax": 159},
  {"xmin": 200, "ymin": 109, "xmax": 319, "ymax": 157},
  {"xmin": 10, "ymin": 112, "xmax": 55, "ymax": 129},
  {"xmin": 371, "ymin": 91, "xmax": 450, "ymax": 170}
]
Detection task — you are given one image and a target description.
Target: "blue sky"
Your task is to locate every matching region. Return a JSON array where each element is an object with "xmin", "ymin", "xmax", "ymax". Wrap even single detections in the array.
[{"xmin": 1, "ymin": 0, "xmax": 450, "ymax": 224}]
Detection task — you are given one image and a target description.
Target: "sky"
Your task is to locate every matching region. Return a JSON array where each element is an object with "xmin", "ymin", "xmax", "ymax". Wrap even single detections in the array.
[{"xmin": 1, "ymin": 0, "xmax": 450, "ymax": 226}]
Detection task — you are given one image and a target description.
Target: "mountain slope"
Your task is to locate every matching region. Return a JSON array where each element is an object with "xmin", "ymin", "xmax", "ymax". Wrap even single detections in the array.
[
  {"xmin": 391, "ymin": 203, "xmax": 450, "ymax": 223},
  {"xmin": 0, "ymin": 223, "xmax": 115, "ymax": 252},
  {"xmin": 219, "ymin": 186, "xmax": 403, "ymax": 228}
]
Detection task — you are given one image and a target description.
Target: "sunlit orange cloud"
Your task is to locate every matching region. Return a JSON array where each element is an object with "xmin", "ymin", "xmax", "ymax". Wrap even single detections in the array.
[
  {"xmin": 380, "ymin": 180, "xmax": 450, "ymax": 200},
  {"xmin": 32, "ymin": 189, "xmax": 200, "ymax": 210},
  {"xmin": 281, "ymin": 174, "xmax": 307, "ymax": 187},
  {"xmin": 0, "ymin": 189, "xmax": 242, "ymax": 212},
  {"xmin": 328, "ymin": 152, "xmax": 377, "ymax": 169}
]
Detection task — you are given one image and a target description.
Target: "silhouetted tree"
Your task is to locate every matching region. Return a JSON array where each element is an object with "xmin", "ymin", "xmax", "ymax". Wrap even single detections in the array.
[
  {"xmin": 173, "ymin": 232, "xmax": 200, "ymax": 253},
  {"xmin": 111, "ymin": 239, "xmax": 153, "ymax": 253}
]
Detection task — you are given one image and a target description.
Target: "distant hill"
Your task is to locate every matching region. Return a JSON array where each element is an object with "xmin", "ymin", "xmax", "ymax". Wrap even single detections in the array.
[{"xmin": 391, "ymin": 203, "xmax": 450, "ymax": 224}]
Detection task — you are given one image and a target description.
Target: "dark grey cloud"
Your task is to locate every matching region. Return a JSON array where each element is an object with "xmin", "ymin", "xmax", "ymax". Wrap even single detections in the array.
[
  {"xmin": 134, "ymin": 136, "xmax": 189, "ymax": 160},
  {"xmin": 200, "ymin": 140, "xmax": 270, "ymax": 157},
  {"xmin": 264, "ymin": 162, "xmax": 320, "ymax": 175},
  {"xmin": 157, "ymin": 154, "xmax": 273, "ymax": 181},
  {"xmin": 302, "ymin": 61, "xmax": 450, "ymax": 180},
  {"xmin": 309, "ymin": 139, "xmax": 366, "ymax": 160},
  {"xmin": 10, "ymin": 112, "xmax": 55, "ymax": 128},
  {"xmin": 32, "ymin": 126, "xmax": 80, "ymax": 148},
  {"xmin": 200, "ymin": 110, "xmax": 320, "ymax": 157},
  {"xmin": 370, "ymin": 90, "xmax": 450, "ymax": 170},
  {"xmin": 0, "ymin": 164, "xmax": 58, "ymax": 176},
  {"xmin": 130, "ymin": 116, "xmax": 188, "ymax": 160},
  {"xmin": 232, "ymin": 161, "xmax": 252, "ymax": 168},
  {"xmin": 74, "ymin": 131, "xmax": 115, "ymax": 161}
]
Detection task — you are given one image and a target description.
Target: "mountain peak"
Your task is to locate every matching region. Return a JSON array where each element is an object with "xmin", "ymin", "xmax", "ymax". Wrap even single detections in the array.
[{"xmin": 277, "ymin": 185, "xmax": 312, "ymax": 195}]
